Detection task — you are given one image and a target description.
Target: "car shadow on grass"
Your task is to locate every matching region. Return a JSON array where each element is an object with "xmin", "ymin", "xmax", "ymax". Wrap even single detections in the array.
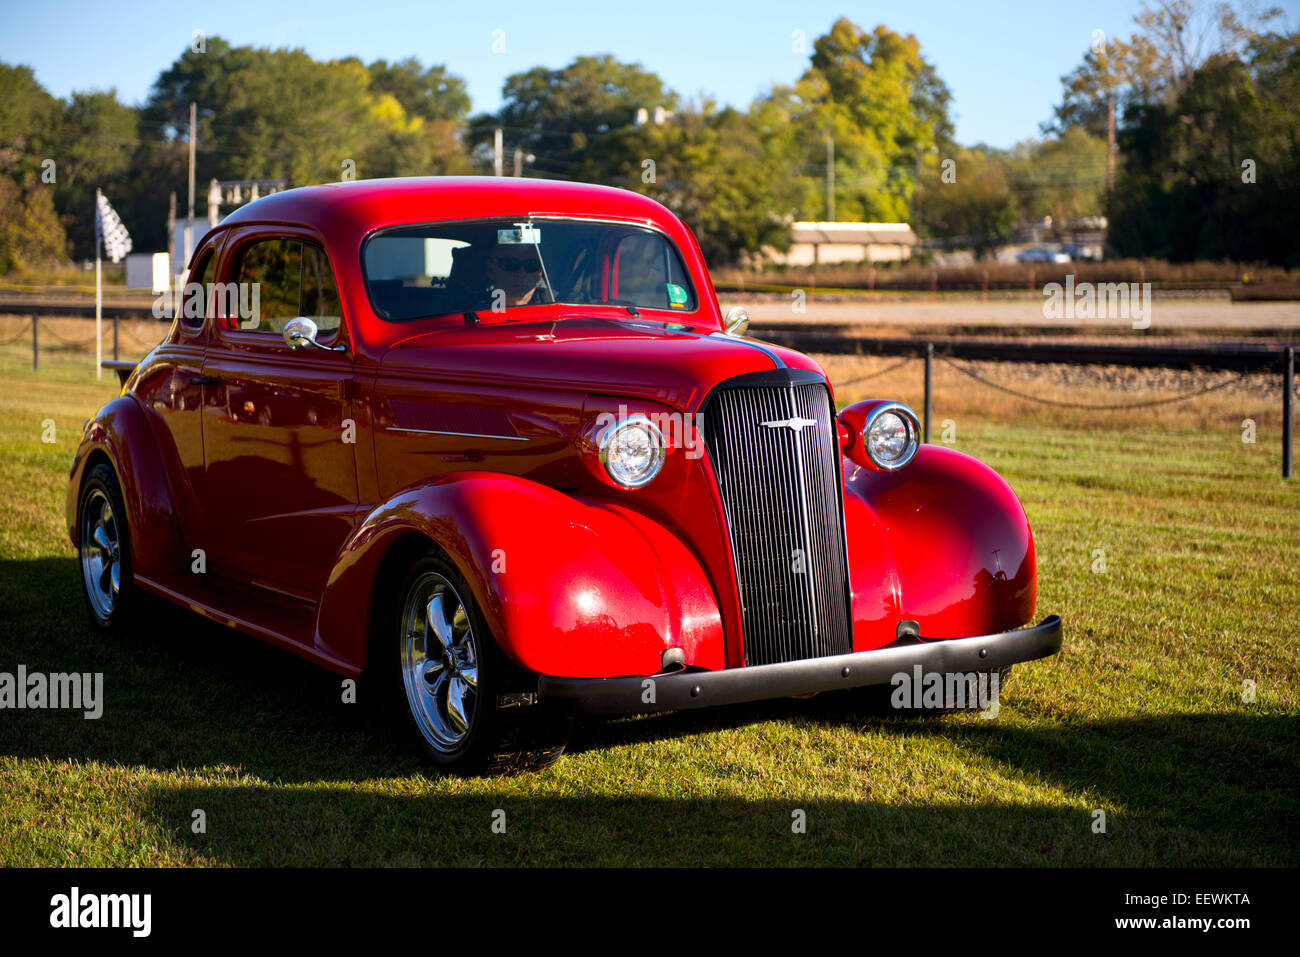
[
  {"xmin": 2, "ymin": 558, "xmax": 1295, "ymax": 866},
  {"xmin": 140, "ymin": 700, "xmax": 1296, "ymax": 865}
]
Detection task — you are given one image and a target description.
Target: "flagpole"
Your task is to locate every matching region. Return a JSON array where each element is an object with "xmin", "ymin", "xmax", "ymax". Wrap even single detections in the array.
[{"xmin": 95, "ymin": 189, "xmax": 102, "ymax": 381}]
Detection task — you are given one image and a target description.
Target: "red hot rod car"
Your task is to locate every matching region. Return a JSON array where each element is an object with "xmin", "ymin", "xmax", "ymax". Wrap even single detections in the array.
[{"xmin": 68, "ymin": 177, "xmax": 1061, "ymax": 773}]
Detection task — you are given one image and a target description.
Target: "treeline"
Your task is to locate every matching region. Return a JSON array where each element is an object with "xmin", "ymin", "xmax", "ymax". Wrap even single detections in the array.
[{"xmin": 1, "ymin": 5, "xmax": 1297, "ymax": 272}]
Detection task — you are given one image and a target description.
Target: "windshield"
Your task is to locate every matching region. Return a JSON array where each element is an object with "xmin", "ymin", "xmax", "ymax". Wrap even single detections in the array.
[{"xmin": 363, "ymin": 218, "xmax": 699, "ymax": 322}]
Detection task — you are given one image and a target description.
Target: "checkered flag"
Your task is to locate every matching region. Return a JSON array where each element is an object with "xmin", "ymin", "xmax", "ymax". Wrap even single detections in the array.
[{"xmin": 95, "ymin": 189, "xmax": 132, "ymax": 263}]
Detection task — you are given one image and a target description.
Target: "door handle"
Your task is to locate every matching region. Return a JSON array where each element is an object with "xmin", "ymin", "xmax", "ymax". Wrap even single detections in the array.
[{"xmin": 189, "ymin": 376, "xmax": 220, "ymax": 386}]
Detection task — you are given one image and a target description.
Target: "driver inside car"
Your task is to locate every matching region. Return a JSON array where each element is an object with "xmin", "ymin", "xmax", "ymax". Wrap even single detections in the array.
[{"xmin": 485, "ymin": 239, "xmax": 548, "ymax": 308}]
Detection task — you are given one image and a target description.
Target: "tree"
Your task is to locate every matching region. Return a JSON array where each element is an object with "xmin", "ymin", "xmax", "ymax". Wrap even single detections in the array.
[
  {"xmin": 1049, "ymin": 1, "xmax": 1284, "ymax": 188},
  {"xmin": 0, "ymin": 63, "xmax": 61, "ymax": 179},
  {"xmin": 612, "ymin": 100, "xmax": 801, "ymax": 265},
  {"xmin": 362, "ymin": 57, "xmax": 474, "ymax": 177},
  {"xmin": 754, "ymin": 18, "xmax": 953, "ymax": 223},
  {"xmin": 1005, "ymin": 128, "xmax": 1109, "ymax": 227},
  {"xmin": 919, "ymin": 146, "xmax": 1019, "ymax": 259},
  {"xmin": 54, "ymin": 90, "xmax": 139, "ymax": 257},
  {"xmin": 367, "ymin": 58, "xmax": 471, "ymax": 123},
  {"xmin": 144, "ymin": 38, "xmax": 471, "ymax": 185},
  {"xmin": 0, "ymin": 173, "xmax": 69, "ymax": 271},
  {"xmin": 469, "ymin": 55, "xmax": 677, "ymax": 179},
  {"xmin": 1107, "ymin": 34, "xmax": 1300, "ymax": 264}
]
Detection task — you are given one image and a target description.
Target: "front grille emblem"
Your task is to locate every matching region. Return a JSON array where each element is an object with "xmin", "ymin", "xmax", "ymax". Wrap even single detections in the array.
[{"xmin": 760, "ymin": 416, "xmax": 818, "ymax": 433}]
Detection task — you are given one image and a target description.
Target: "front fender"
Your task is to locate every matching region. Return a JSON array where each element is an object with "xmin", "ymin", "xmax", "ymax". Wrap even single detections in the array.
[
  {"xmin": 316, "ymin": 472, "xmax": 725, "ymax": 678},
  {"xmin": 844, "ymin": 444, "xmax": 1036, "ymax": 643},
  {"xmin": 66, "ymin": 395, "xmax": 186, "ymax": 578}
]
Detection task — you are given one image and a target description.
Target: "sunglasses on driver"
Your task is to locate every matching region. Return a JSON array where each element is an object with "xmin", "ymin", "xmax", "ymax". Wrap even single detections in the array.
[{"xmin": 493, "ymin": 255, "xmax": 542, "ymax": 273}]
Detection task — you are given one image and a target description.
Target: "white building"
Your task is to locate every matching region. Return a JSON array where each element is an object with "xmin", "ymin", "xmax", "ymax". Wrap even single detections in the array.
[{"xmin": 768, "ymin": 221, "xmax": 918, "ymax": 266}]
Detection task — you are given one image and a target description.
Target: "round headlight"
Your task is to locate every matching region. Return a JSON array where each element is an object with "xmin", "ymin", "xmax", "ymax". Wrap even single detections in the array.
[
  {"xmin": 598, "ymin": 414, "xmax": 665, "ymax": 488},
  {"xmin": 864, "ymin": 403, "xmax": 919, "ymax": 470}
]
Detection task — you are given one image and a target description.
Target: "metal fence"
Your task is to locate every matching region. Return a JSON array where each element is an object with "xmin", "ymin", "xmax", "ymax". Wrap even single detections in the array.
[
  {"xmin": 2, "ymin": 310, "xmax": 1294, "ymax": 478},
  {"xmin": 757, "ymin": 329, "xmax": 1296, "ymax": 478}
]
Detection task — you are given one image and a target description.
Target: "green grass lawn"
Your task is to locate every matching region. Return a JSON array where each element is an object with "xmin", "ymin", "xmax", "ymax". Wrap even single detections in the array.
[{"xmin": 0, "ymin": 349, "xmax": 1296, "ymax": 866}]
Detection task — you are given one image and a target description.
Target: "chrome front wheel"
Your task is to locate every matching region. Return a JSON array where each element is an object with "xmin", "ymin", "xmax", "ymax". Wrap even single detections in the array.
[
  {"xmin": 388, "ymin": 549, "xmax": 570, "ymax": 775},
  {"xmin": 400, "ymin": 571, "xmax": 480, "ymax": 753}
]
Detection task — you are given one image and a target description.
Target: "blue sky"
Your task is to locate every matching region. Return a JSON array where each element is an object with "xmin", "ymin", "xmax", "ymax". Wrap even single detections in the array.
[{"xmin": 2, "ymin": 0, "xmax": 1297, "ymax": 148}]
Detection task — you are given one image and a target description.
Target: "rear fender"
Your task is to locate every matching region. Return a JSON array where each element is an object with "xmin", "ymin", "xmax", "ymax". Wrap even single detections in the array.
[
  {"xmin": 66, "ymin": 395, "xmax": 186, "ymax": 578},
  {"xmin": 316, "ymin": 472, "xmax": 725, "ymax": 678},
  {"xmin": 843, "ymin": 444, "xmax": 1036, "ymax": 642}
]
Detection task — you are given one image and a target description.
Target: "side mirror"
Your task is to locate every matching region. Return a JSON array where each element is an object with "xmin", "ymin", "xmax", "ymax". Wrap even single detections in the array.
[
  {"xmin": 283, "ymin": 316, "xmax": 344, "ymax": 352},
  {"xmin": 724, "ymin": 306, "xmax": 750, "ymax": 337}
]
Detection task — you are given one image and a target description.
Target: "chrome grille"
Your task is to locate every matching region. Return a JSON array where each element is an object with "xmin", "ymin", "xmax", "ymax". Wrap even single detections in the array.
[{"xmin": 702, "ymin": 372, "xmax": 853, "ymax": 666}]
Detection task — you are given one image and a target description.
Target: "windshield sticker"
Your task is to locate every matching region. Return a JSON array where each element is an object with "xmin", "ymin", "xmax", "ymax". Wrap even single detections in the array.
[
  {"xmin": 666, "ymin": 282, "xmax": 688, "ymax": 307},
  {"xmin": 499, "ymin": 225, "xmax": 542, "ymax": 245}
]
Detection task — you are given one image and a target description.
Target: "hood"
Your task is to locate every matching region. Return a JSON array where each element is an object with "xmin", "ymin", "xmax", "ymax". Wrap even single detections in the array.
[{"xmin": 379, "ymin": 314, "xmax": 824, "ymax": 411}]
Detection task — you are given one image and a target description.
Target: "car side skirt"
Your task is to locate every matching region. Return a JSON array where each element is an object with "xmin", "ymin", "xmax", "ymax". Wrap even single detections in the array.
[{"xmin": 537, "ymin": 615, "xmax": 1062, "ymax": 714}]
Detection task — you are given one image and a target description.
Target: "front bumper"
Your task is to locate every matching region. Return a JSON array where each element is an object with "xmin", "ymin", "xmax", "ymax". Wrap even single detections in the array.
[{"xmin": 538, "ymin": 615, "xmax": 1062, "ymax": 714}]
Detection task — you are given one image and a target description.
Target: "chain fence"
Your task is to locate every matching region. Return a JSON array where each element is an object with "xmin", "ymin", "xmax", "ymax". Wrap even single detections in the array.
[
  {"xmin": 825, "ymin": 341, "xmax": 1294, "ymax": 477},
  {"xmin": 2, "ymin": 313, "xmax": 1295, "ymax": 476}
]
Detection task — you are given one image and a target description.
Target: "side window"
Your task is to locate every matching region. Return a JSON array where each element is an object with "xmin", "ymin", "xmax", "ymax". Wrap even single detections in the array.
[
  {"xmin": 236, "ymin": 238, "xmax": 302, "ymax": 335},
  {"xmin": 301, "ymin": 243, "xmax": 341, "ymax": 335},
  {"xmin": 614, "ymin": 233, "xmax": 696, "ymax": 310},
  {"xmin": 181, "ymin": 252, "xmax": 214, "ymax": 328},
  {"xmin": 233, "ymin": 238, "xmax": 342, "ymax": 337}
]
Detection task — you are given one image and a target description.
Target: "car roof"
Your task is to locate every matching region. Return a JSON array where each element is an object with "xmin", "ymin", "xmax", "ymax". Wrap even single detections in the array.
[
  {"xmin": 219, "ymin": 176, "xmax": 677, "ymax": 235},
  {"xmin": 205, "ymin": 176, "xmax": 720, "ymax": 354}
]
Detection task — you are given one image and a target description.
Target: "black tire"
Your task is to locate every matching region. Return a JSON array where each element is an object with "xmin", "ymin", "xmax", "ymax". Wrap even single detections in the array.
[
  {"xmin": 77, "ymin": 462, "xmax": 138, "ymax": 631},
  {"xmin": 387, "ymin": 546, "xmax": 570, "ymax": 775}
]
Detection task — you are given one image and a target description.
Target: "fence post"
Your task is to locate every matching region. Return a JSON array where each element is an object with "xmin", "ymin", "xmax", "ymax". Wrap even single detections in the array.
[
  {"xmin": 113, "ymin": 314, "xmax": 119, "ymax": 361},
  {"xmin": 32, "ymin": 314, "xmax": 38, "ymax": 371},
  {"xmin": 1285, "ymin": 346, "xmax": 1294, "ymax": 479},
  {"xmin": 924, "ymin": 342, "xmax": 933, "ymax": 443}
]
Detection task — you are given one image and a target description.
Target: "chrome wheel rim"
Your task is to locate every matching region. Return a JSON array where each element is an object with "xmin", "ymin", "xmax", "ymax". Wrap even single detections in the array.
[
  {"xmin": 80, "ymin": 488, "xmax": 121, "ymax": 619},
  {"xmin": 400, "ymin": 572, "xmax": 479, "ymax": 752}
]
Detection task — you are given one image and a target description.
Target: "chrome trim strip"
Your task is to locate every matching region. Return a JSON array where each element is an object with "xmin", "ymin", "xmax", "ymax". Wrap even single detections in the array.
[
  {"xmin": 386, "ymin": 427, "xmax": 530, "ymax": 441},
  {"xmin": 706, "ymin": 331, "xmax": 786, "ymax": 369},
  {"xmin": 787, "ymin": 383, "xmax": 822, "ymax": 661}
]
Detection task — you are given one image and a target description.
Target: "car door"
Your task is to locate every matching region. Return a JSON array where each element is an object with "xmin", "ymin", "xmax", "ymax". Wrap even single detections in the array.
[
  {"xmin": 197, "ymin": 229, "xmax": 358, "ymax": 598},
  {"xmin": 133, "ymin": 238, "xmax": 220, "ymax": 557}
]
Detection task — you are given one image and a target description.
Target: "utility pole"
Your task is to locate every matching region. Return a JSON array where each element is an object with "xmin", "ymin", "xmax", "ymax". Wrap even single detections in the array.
[
  {"xmin": 825, "ymin": 135, "xmax": 835, "ymax": 222},
  {"xmin": 186, "ymin": 101, "xmax": 197, "ymax": 264},
  {"xmin": 167, "ymin": 191, "xmax": 176, "ymax": 280},
  {"xmin": 914, "ymin": 146, "xmax": 922, "ymax": 232},
  {"xmin": 494, "ymin": 128, "xmax": 503, "ymax": 177},
  {"xmin": 1106, "ymin": 93, "xmax": 1116, "ymax": 193},
  {"xmin": 513, "ymin": 148, "xmax": 523, "ymax": 177}
]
